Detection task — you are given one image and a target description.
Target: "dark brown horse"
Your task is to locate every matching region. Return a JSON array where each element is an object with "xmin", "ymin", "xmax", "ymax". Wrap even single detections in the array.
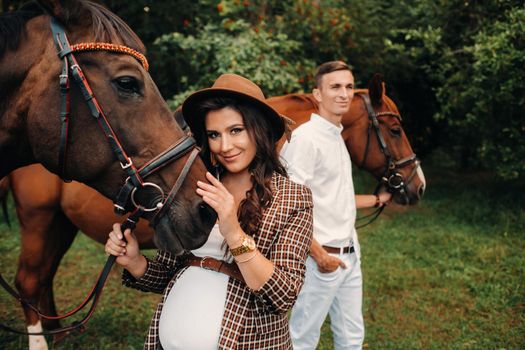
[
  {"xmin": 0, "ymin": 1, "xmax": 217, "ymax": 347},
  {"xmin": 2, "ymin": 74, "xmax": 425, "ymax": 349}
]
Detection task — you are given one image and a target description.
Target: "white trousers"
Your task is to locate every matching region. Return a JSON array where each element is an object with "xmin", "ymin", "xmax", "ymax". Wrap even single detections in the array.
[{"xmin": 290, "ymin": 252, "xmax": 364, "ymax": 350}]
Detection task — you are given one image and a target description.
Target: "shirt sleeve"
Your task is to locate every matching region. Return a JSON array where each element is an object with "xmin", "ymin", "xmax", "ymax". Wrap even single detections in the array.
[
  {"xmin": 122, "ymin": 250, "xmax": 178, "ymax": 294},
  {"xmin": 280, "ymin": 131, "xmax": 317, "ymax": 187},
  {"xmin": 251, "ymin": 185, "xmax": 314, "ymax": 314}
]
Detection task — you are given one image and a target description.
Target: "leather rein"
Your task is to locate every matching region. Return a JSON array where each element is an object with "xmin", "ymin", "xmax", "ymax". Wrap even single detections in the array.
[
  {"xmin": 0, "ymin": 17, "xmax": 200, "ymax": 336},
  {"xmin": 355, "ymin": 92, "xmax": 420, "ymax": 228}
]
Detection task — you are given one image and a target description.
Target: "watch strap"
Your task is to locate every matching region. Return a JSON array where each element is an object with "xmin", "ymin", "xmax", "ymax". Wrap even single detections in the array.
[{"xmin": 230, "ymin": 235, "xmax": 256, "ymax": 256}]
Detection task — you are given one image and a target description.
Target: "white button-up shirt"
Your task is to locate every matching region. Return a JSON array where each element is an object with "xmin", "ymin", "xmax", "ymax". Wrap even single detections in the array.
[{"xmin": 280, "ymin": 113, "xmax": 360, "ymax": 258}]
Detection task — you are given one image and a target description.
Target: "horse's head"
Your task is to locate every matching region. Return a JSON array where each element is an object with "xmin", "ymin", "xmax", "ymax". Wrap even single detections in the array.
[
  {"xmin": 342, "ymin": 74, "xmax": 426, "ymax": 204},
  {"xmin": 0, "ymin": 0, "xmax": 216, "ymax": 254}
]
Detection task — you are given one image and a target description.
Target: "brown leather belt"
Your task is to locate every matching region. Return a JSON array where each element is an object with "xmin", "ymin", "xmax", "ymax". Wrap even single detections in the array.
[
  {"xmin": 182, "ymin": 254, "xmax": 244, "ymax": 283},
  {"xmin": 322, "ymin": 245, "xmax": 355, "ymax": 254}
]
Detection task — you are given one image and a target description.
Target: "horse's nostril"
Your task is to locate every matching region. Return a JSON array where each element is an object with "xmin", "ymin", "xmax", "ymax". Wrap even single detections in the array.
[
  {"xmin": 418, "ymin": 185, "xmax": 425, "ymax": 199},
  {"xmin": 199, "ymin": 202, "xmax": 216, "ymax": 219}
]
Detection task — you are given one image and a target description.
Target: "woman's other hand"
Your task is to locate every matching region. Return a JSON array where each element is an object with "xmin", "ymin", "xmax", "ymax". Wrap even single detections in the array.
[{"xmin": 196, "ymin": 172, "xmax": 243, "ymax": 245}]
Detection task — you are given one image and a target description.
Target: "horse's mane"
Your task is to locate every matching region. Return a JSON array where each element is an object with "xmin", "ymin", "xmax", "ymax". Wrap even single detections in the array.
[
  {"xmin": 0, "ymin": 3, "xmax": 41, "ymax": 59},
  {"xmin": 290, "ymin": 93, "xmax": 318, "ymax": 110},
  {"xmin": 0, "ymin": 0, "xmax": 145, "ymax": 60}
]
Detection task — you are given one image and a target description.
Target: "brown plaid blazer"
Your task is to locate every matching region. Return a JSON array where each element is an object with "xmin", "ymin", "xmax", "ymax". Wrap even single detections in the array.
[{"xmin": 123, "ymin": 173, "xmax": 313, "ymax": 349}]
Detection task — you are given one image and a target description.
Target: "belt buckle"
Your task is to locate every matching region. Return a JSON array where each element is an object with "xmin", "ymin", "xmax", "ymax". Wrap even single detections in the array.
[{"xmin": 199, "ymin": 256, "xmax": 213, "ymax": 271}]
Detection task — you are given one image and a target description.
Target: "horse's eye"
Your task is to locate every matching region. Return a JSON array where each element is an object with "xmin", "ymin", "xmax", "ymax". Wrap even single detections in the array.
[
  {"xmin": 113, "ymin": 76, "xmax": 141, "ymax": 95},
  {"xmin": 390, "ymin": 127, "xmax": 402, "ymax": 137}
]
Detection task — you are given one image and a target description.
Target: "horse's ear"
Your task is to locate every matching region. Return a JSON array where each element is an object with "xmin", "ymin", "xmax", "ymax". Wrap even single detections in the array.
[
  {"xmin": 173, "ymin": 107, "xmax": 190, "ymax": 135},
  {"xmin": 368, "ymin": 73, "xmax": 384, "ymax": 107},
  {"xmin": 36, "ymin": 0, "xmax": 66, "ymax": 19},
  {"xmin": 36, "ymin": 0, "xmax": 82, "ymax": 24}
]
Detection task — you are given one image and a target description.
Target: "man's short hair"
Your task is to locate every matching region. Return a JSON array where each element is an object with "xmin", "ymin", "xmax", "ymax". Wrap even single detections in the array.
[{"xmin": 314, "ymin": 61, "xmax": 352, "ymax": 88}]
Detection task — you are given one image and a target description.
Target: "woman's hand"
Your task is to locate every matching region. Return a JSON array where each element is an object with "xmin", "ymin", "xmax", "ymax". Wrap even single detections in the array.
[
  {"xmin": 196, "ymin": 172, "xmax": 243, "ymax": 245},
  {"xmin": 378, "ymin": 189, "xmax": 392, "ymax": 206},
  {"xmin": 105, "ymin": 223, "xmax": 145, "ymax": 277}
]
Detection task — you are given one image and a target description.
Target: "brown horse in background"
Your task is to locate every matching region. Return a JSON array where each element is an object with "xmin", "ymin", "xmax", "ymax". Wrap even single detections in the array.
[
  {"xmin": 2, "ymin": 75, "xmax": 425, "ymax": 349},
  {"xmin": 271, "ymin": 87, "xmax": 426, "ymax": 203},
  {"xmin": 0, "ymin": 1, "xmax": 217, "ymax": 348}
]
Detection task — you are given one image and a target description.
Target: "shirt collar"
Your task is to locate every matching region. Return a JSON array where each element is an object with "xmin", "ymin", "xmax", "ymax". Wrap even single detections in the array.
[{"xmin": 311, "ymin": 113, "xmax": 344, "ymax": 135}]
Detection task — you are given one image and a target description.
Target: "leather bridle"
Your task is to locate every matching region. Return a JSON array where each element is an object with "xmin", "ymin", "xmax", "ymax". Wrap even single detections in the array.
[
  {"xmin": 50, "ymin": 18, "xmax": 199, "ymax": 222},
  {"xmin": 0, "ymin": 17, "xmax": 202, "ymax": 336},
  {"xmin": 358, "ymin": 93, "xmax": 420, "ymax": 198},
  {"xmin": 355, "ymin": 92, "xmax": 421, "ymax": 227}
]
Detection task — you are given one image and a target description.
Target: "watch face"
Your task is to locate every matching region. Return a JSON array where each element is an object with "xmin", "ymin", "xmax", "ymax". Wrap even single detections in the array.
[
  {"xmin": 231, "ymin": 235, "xmax": 256, "ymax": 256},
  {"xmin": 245, "ymin": 236, "xmax": 256, "ymax": 250}
]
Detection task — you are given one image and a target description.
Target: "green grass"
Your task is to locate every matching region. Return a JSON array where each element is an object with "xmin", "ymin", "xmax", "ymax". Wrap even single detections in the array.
[{"xmin": 1, "ymin": 161, "xmax": 524, "ymax": 349}]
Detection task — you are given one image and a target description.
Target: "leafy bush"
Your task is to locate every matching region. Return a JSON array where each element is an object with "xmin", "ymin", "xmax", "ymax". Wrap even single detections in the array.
[
  {"xmin": 385, "ymin": 1, "xmax": 525, "ymax": 179},
  {"xmin": 7, "ymin": 0, "xmax": 522, "ymax": 178},
  {"xmin": 154, "ymin": 18, "xmax": 315, "ymax": 108},
  {"xmin": 467, "ymin": 8, "xmax": 525, "ymax": 179},
  {"xmin": 152, "ymin": 0, "xmax": 397, "ymax": 105}
]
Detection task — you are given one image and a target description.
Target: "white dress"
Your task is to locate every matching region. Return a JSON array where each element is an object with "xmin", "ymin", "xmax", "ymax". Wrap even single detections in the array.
[{"xmin": 158, "ymin": 224, "xmax": 231, "ymax": 350}]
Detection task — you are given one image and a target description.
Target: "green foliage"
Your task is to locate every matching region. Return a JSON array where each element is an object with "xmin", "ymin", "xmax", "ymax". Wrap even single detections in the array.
[
  {"xmin": 155, "ymin": 18, "xmax": 315, "ymax": 108},
  {"xmin": 384, "ymin": 1, "xmax": 525, "ymax": 179},
  {"xmin": 467, "ymin": 8, "xmax": 525, "ymax": 179},
  {"xmin": 4, "ymin": 0, "xmax": 524, "ymax": 178},
  {"xmin": 147, "ymin": 0, "xmax": 525, "ymax": 179},
  {"xmin": 214, "ymin": 0, "xmax": 394, "ymax": 83},
  {"xmin": 152, "ymin": 0, "xmax": 402, "ymax": 106}
]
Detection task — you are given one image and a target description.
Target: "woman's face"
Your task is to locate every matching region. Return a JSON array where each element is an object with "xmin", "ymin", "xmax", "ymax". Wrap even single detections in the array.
[{"xmin": 205, "ymin": 107, "xmax": 257, "ymax": 176}]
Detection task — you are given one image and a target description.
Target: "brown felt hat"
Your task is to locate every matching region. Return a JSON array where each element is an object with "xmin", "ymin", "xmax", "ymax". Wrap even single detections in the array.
[{"xmin": 182, "ymin": 74, "xmax": 285, "ymax": 144}]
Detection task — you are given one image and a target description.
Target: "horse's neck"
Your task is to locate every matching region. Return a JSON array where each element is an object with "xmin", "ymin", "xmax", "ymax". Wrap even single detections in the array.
[
  {"xmin": 0, "ymin": 17, "xmax": 48, "ymax": 177},
  {"xmin": 343, "ymin": 97, "xmax": 368, "ymax": 128},
  {"xmin": 340, "ymin": 98, "xmax": 372, "ymax": 167},
  {"xmin": 1, "ymin": 16, "xmax": 48, "ymax": 113},
  {"xmin": 0, "ymin": 78, "xmax": 36, "ymax": 177},
  {"xmin": 1, "ymin": 16, "xmax": 46, "ymax": 91}
]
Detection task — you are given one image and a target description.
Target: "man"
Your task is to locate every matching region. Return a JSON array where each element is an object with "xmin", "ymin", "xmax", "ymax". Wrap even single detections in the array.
[{"xmin": 281, "ymin": 61, "xmax": 391, "ymax": 350}]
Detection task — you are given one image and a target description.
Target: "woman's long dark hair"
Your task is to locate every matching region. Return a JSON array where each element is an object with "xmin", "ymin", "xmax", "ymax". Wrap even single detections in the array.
[{"xmin": 196, "ymin": 97, "xmax": 287, "ymax": 236}]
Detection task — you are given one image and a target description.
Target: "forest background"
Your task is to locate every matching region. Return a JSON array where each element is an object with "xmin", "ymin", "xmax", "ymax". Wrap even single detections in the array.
[{"xmin": 3, "ymin": 0, "xmax": 524, "ymax": 179}]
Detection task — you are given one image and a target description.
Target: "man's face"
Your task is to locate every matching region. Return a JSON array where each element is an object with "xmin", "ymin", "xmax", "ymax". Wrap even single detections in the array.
[{"xmin": 314, "ymin": 70, "xmax": 354, "ymax": 119}]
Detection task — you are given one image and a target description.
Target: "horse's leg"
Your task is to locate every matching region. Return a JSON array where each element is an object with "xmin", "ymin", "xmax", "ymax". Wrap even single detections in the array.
[
  {"xmin": 39, "ymin": 211, "xmax": 79, "ymax": 345},
  {"xmin": 9, "ymin": 165, "xmax": 75, "ymax": 350},
  {"xmin": 15, "ymin": 208, "xmax": 78, "ymax": 349}
]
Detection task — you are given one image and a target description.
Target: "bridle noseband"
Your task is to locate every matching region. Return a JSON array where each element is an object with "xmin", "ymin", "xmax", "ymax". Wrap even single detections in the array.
[{"xmin": 50, "ymin": 18, "xmax": 198, "ymax": 223}]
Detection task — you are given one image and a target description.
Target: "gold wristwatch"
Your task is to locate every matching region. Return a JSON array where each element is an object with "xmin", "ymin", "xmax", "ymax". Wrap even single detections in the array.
[{"xmin": 230, "ymin": 235, "xmax": 256, "ymax": 256}]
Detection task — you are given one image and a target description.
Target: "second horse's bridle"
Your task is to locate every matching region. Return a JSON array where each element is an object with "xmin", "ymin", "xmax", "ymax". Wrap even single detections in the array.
[
  {"xmin": 355, "ymin": 92, "xmax": 421, "ymax": 227},
  {"xmin": 358, "ymin": 93, "xmax": 420, "ymax": 200}
]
